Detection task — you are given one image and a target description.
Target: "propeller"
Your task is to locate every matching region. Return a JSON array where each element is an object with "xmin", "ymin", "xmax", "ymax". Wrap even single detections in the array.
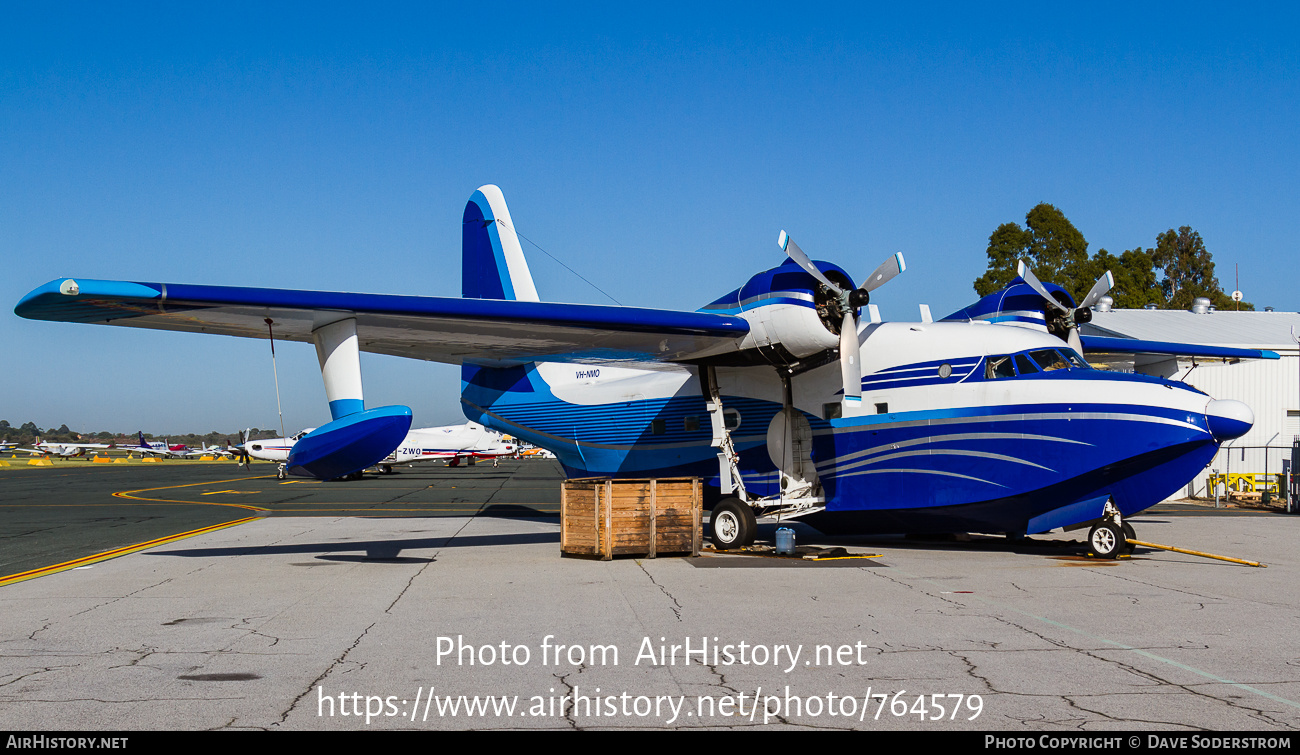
[
  {"xmin": 1015, "ymin": 260, "xmax": 1113, "ymax": 353},
  {"xmin": 233, "ymin": 429, "xmax": 251, "ymax": 469},
  {"xmin": 778, "ymin": 231, "xmax": 906, "ymax": 401}
]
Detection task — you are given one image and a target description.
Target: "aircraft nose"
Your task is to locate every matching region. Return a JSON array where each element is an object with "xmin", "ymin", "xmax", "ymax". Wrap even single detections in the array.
[{"xmin": 1205, "ymin": 399, "xmax": 1253, "ymax": 441}]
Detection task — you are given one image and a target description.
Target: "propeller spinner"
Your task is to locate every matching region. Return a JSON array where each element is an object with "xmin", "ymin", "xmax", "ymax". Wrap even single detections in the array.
[{"xmin": 777, "ymin": 231, "xmax": 905, "ymax": 402}]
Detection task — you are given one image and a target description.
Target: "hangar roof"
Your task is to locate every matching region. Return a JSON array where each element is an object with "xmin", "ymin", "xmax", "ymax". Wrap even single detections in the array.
[{"xmin": 1083, "ymin": 309, "xmax": 1300, "ymax": 351}]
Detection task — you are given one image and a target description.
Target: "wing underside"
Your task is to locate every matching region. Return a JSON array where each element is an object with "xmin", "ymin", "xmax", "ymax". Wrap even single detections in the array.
[
  {"xmin": 16, "ymin": 278, "xmax": 751, "ymax": 367},
  {"xmin": 1080, "ymin": 335, "xmax": 1279, "ymax": 361}
]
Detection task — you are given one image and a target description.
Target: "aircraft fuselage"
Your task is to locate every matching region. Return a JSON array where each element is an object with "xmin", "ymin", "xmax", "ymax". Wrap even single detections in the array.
[{"xmin": 463, "ymin": 320, "xmax": 1246, "ymax": 536}]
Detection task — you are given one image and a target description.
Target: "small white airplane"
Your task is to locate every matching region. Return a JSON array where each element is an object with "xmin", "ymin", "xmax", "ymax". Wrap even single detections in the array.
[
  {"xmin": 180, "ymin": 443, "xmax": 235, "ymax": 458},
  {"xmin": 17, "ymin": 438, "xmax": 114, "ymax": 458},
  {"xmin": 16, "ymin": 185, "xmax": 1275, "ymax": 557},
  {"xmin": 242, "ymin": 428, "xmax": 315, "ymax": 467},
  {"xmin": 240, "ymin": 424, "xmax": 512, "ymax": 477},
  {"xmin": 376, "ymin": 422, "xmax": 516, "ymax": 472},
  {"xmin": 121, "ymin": 432, "xmax": 186, "ymax": 457}
]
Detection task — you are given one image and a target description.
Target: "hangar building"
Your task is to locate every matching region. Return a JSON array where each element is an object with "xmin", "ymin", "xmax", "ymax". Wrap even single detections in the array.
[{"xmin": 1082, "ymin": 302, "xmax": 1300, "ymax": 499}]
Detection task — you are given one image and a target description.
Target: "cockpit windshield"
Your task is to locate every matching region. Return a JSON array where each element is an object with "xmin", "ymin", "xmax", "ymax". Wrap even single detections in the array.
[
  {"xmin": 1029, "ymin": 349, "xmax": 1069, "ymax": 371},
  {"xmin": 984, "ymin": 348, "xmax": 1091, "ymax": 379}
]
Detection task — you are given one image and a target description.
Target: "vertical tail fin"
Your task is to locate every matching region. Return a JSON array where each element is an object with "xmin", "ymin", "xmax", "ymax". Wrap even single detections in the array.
[{"xmin": 462, "ymin": 185, "xmax": 539, "ymax": 301}]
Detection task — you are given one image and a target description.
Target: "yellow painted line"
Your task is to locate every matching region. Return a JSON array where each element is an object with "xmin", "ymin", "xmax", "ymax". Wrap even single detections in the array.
[
  {"xmin": 200, "ymin": 490, "xmax": 262, "ymax": 495},
  {"xmin": 0, "ymin": 516, "xmax": 263, "ymax": 588},
  {"xmin": 113, "ymin": 476, "xmax": 275, "ymax": 511}
]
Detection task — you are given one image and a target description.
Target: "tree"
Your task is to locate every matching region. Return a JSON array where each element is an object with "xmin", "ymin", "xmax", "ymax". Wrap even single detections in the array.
[
  {"xmin": 1151, "ymin": 226, "xmax": 1252, "ymax": 310},
  {"xmin": 974, "ymin": 203, "xmax": 1091, "ymax": 300},
  {"xmin": 1081, "ymin": 247, "xmax": 1164, "ymax": 309}
]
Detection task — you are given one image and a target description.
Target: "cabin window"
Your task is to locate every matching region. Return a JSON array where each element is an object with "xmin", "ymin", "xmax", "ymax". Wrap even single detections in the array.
[
  {"xmin": 937, "ymin": 363, "xmax": 952, "ymax": 378},
  {"xmin": 985, "ymin": 356, "xmax": 1015, "ymax": 379},
  {"xmin": 723, "ymin": 409, "xmax": 742, "ymax": 430},
  {"xmin": 1029, "ymin": 349, "xmax": 1069, "ymax": 372},
  {"xmin": 875, "ymin": 402, "xmax": 889, "ymax": 414},
  {"xmin": 823, "ymin": 403, "xmax": 842, "ymax": 420},
  {"xmin": 651, "ymin": 419, "xmax": 666, "ymax": 435},
  {"xmin": 683, "ymin": 416, "xmax": 699, "ymax": 432},
  {"xmin": 1014, "ymin": 354, "xmax": 1039, "ymax": 375}
]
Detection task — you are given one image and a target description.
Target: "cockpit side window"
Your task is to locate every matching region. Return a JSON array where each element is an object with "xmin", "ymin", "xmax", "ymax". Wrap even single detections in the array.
[
  {"xmin": 985, "ymin": 356, "xmax": 1016, "ymax": 379},
  {"xmin": 1029, "ymin": 349, "xmax": 1070, "ymax": 371},
  {"xmin": 1014, "ymin": 354, "xmax": 1040, "ymax": 375}
]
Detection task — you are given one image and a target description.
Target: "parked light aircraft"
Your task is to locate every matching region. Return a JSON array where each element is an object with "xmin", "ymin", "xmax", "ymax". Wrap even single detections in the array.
[
  {"xmin": 241, "ymin": 428, "xmax": 315, "ymax": 475},
  {"xmin": 239, "ymin": 423, "xmax": 513, "ymax": 477},
  {"xmin": 181, "ymin": 443, "xmax": 235, "ymax": 458},
  {"xmin": 121, "ymin": 432, "xmax": 185, "ymax": 457},
  {"xmin": 376, "ymin": 422, "xmax": 516, "ymax": 472},
  {"xmin": 16, "ymin": 185, "xmax": 1274, "ymax": 557},
  {"xmin": 17, "ymin": 438, "xmax": 113, "ymax": 458}
]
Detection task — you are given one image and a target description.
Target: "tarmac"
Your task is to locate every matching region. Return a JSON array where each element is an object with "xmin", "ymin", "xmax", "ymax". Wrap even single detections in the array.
[{"xmin": 2, "ymin": 459, "xmax": 1299, "ymax": 731}]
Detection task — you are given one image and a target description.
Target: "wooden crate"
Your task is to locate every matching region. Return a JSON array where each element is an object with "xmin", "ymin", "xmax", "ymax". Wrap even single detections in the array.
[{"xmin": 561, "ymin": 477, "xmax": 702, "ymax": 560}]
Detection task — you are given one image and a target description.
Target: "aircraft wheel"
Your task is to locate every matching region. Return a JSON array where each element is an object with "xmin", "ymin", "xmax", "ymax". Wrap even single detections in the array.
[
  {"xmin": 710, "ymin": 498, "xmax": 756, "ymax": 550},
  {"xmin": 276, "ymin": 466, "xmax": 287, "ymax": 480},
  {"xmin": 1121, "ymin": 522, "xmax": 1136, "ymax": 554},
  {"xmin": 1088, "ymin": 521, "xmax": 1123, "ymax": 559}
]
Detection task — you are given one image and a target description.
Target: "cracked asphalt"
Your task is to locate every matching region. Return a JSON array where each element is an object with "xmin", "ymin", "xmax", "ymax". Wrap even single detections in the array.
[{"xmin": 2, "ymin": 462, "xmax": 1298, "ymax": 730}]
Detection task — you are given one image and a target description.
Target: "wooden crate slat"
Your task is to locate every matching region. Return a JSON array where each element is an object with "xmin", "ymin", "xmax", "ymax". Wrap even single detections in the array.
[{"xmin": 561, "ymin": 476, "xmax": 702, "ymax": 558}]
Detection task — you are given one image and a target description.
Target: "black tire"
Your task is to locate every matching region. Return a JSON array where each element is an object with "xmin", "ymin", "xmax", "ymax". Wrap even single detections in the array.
[
  {"xmin": 1121, "ymin": 522, "xmax": 1136, "ymax": 554},
  {"xmin": 710, "ymin": 498, "xmax": 756, "ymax": 550},
  {"xmin": 1088, "ymin": 522, "xmax": 1123, "ymax": 559}
]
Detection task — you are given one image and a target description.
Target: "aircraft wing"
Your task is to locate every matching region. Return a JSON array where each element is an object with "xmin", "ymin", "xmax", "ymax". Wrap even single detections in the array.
[
  {"xmin": 1080, "ymin": 335, "xmax": 1280, "ymax": 361},
  {"xmin": 16, "ymin": 278, "xmax": 751, "ymax": 367}
]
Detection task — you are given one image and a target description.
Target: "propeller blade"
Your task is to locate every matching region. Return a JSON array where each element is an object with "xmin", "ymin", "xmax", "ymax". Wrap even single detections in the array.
[
  {"xmin": 1016, "ymin": 260, "xmax": 1071, "ymax": 313},
  {"xmin": 860, "ymin": 252, "xmax": 906, "ymax": 293},
  {"xmin": 1067, "ymin": 327, "xmax": 1084, "ymax": 355},
  {"xmin": 778, "ymin": 230, "xmax": 844, "ymax": 295},
  {"xmin": 840, "ymin": 311, "xmax": 861, "ymax": 401},
  {"xmin": 1078, "ymin": 270, "xmax": 1115, "ymax": 309}
]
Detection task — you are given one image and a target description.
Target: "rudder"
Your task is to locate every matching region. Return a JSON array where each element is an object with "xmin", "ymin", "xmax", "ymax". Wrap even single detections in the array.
[{"xmin": 462, "ymin": 185, "xmax": 539, "ymax": 301}]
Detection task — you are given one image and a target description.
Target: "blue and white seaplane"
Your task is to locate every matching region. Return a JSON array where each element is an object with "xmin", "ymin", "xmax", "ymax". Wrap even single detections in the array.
[{"xmin": 15, "ymin": 186, "xmax": 1273, "ymax": 557}]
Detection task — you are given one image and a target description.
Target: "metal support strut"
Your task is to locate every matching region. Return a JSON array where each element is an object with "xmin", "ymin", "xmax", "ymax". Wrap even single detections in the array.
[{"xmin": 702, "ymin": 365, "xmax": 748, "ymax": 502}]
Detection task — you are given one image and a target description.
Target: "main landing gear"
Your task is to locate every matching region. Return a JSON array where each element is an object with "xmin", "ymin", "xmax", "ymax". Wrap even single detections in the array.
[{"xmin": 709, "ymin": 498, "xmax": 757, "ymax": 550}]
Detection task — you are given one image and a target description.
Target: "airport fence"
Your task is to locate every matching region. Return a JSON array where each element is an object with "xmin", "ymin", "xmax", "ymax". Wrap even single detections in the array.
[{"xmin": 1191, "ymin": 442, "xmax": 1300, "ymax": 512}]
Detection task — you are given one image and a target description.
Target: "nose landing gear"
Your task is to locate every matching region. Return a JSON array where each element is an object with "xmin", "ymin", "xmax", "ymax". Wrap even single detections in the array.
[{"xmin": 1087, "ymin": 501, "xmax": 1135, "ymax": 559}]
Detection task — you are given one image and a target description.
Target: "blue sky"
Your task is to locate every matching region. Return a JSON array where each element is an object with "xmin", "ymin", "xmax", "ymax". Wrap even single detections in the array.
[{"xmin": 3, "ymin": 3, "xmax": 1298, "ymax": 434}]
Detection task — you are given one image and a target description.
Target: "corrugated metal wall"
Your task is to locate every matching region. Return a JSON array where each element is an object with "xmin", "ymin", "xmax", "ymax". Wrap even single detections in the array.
[{"xmin": 1172, "ymin": 352, "xmax": 1299, "ymax": 498}]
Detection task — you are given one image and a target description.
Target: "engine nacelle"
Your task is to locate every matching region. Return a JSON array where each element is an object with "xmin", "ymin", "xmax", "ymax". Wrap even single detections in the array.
[
  {"xmin": 696, "ymin": 259, "xmax": 857, "ymax": 366},
  {"xmin": 942, "ymin": 278, "xmax": 1081, "ymax": 342}
]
